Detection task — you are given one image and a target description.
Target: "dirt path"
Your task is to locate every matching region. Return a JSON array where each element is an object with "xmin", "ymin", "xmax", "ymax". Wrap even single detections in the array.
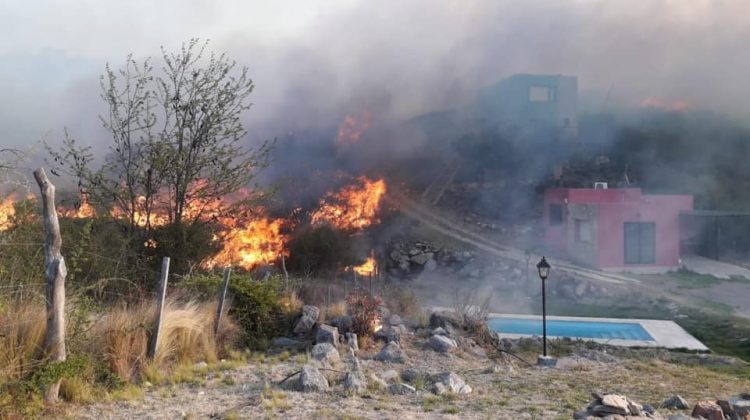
[{"xmin": 386, "ymin": 190, "xmax": 640, "ymax": 286}]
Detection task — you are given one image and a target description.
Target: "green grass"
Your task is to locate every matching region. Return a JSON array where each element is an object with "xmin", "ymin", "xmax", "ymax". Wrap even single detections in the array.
[{"xmin": 662, "ymin": 269, "xmax": 750, "ymax": 289}]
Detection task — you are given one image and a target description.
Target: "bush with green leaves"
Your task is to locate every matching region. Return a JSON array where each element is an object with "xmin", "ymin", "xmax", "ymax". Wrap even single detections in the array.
[
  {"xmin": 179, "ymin": 273, "xmax": 292, "ymax": 348},
  {"xmin": 286, "ymin": 225, "xmax": 356, "ymax": 276}
]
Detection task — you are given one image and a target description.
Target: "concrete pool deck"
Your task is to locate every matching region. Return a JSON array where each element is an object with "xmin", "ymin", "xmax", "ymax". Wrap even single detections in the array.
[{"xmin": 487, "ymin": 313, "xmax": 709, "ymax": 351}]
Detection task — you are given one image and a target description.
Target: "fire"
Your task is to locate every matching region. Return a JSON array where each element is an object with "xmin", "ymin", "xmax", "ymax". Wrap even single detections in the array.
[
  {"xmin": 350, "ymin": 256, "xmax": 376, "ymax": 277},
  {"xmin": 336, "ymin": 110, "xmax": 372, "ymax": 146},
  {"xmin": 109, "ymin": 196, "xmax": 170, "ymax": 228},
  {"xmin": 639, "ymin": 97, "xmax": 692, "ymax": 111},
  {"xmin": 310, "ymin": 177, "xmax": 387, "ymax": 231},
  {"xmin": 58, "ymin": 192, "xmax": 96, "ymax": 219},
  {"xmin": 0, "ymin": 195, "xmax": 16, "ymax": 231},
  {"xmin": 204, "ymin": 216, "xmax": 288, "ymax": 270}
]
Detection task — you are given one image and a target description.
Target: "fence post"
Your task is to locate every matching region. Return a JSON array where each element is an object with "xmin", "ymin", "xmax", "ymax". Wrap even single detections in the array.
[
  {"xmin": 34, "ymin": 168, "xmax": 67, "ymax": 404},
  {"xmin": 214, "ymin": 267, "xmax": 231, "ymax": 336},
  {"xmin": 148, "ymin": 256, "xmax": 170, "ymax": 360}
]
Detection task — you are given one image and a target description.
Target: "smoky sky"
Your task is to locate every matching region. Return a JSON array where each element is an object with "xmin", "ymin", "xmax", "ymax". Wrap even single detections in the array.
[{"xmin": 2, "ymin": 0, "xmax": 750, "ymax": 159}]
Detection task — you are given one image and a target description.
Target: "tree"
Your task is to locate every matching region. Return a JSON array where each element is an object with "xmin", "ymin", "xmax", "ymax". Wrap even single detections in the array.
[{"xmin": 49, "ymin": 39, "xmax": 273, "ymax": 274}]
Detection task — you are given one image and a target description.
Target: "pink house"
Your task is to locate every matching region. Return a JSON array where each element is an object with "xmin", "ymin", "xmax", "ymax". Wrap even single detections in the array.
[{"xmin": 543, "ymin": 186, "xmax": 693, "ymax": 270}]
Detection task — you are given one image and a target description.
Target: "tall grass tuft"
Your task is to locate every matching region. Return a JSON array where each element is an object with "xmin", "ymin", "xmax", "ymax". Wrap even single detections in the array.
[{"xmin": 0, "ymin": 297, "xmax": 47, "ymax": 382}]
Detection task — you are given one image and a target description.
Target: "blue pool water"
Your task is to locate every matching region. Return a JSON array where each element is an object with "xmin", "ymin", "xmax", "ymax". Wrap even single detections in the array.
[{"xmin": 487, "ymin": 318, "xmax": 654, "ymax": 341}]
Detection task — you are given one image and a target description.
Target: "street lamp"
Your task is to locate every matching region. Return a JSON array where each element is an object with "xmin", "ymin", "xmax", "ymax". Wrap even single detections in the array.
[{"xmin": 536, "ymin": 256, "xmax": 551, "ymax": 358}]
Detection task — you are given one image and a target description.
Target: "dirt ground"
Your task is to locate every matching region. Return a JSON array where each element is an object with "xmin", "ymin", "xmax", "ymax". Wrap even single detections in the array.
[{"xmin": 65, "ymin": 333, "xmax": 749, "ymax": 420}]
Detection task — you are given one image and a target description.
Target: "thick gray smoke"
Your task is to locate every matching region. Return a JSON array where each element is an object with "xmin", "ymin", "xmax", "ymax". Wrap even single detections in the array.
[{"xmin": 1, "ymin": 1, "xmax": 749, "ymax": 165}]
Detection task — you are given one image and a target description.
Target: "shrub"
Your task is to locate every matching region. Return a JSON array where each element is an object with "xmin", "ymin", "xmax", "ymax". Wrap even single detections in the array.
[
  {"xmin": 286, "ymin": 225, "xmax": 357, "ymax": 276},
  {"xmin": 179, "ymin": 273, "xmax": 291, "ymax": 348},
  {"xmin": 346, "ymin": 291, "xmax": 382, "ymax": 337}
]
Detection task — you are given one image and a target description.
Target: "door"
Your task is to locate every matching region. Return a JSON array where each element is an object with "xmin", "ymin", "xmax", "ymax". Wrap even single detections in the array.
[{"xmin": 624, "ymin": 222, "xmax": 655, "ymax": 264}]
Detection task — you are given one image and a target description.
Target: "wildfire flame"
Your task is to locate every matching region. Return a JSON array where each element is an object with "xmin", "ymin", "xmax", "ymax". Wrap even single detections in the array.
[
  {"xmin": 58, "ymin": 192, "xmax": 96, "ymax": 219},
  {"xmin": 310, "ymin": 177, "xmax": 387, "ymax": 231},
  {"xmin": 336, "ymin": 110, "xmax": 372, "ymax": 147},
  {"xmin": 0, "ymin": 195, "xmax": 17, "ymax": 231},
  {"xmin": 350, "ymin": 256, "xmax": 376, "ymax": 277},
  {"xmin": 639, "ymin": 97, "xmax": 692, "ymax": 111},
  {"xmin": 204, "ymin": 216, "xmax": 288, "ymax": 271}
]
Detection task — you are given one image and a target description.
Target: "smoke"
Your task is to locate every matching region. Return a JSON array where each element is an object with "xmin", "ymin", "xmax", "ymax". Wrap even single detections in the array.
[{"xmin": 2, "ymin": 0, "xmax": 750, "ymax": 182}]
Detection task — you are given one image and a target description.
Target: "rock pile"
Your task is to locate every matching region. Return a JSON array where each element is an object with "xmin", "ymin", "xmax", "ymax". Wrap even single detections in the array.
[
  {"xmin": 294, "ymin": 305, "xmax": 320, "ymax": 335},
  {"xmin": 373, "ymin": 342, "xmax": 407, "ymax": 363},
  {"xmin": 387, "ymin": 240, "xmax": 473, "ymax": 277},
  {"xmin": 575, "ymin": 393, "xmax": 652, "ymax": 419}
]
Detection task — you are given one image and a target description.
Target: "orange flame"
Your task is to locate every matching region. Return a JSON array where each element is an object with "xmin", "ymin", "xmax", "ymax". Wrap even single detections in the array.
[
  {"xmin": 336, "ymin": 110, "xmax": 372, "ymax": 146},
  {"xmin": 58, "ymin": 193, "xmax": 96, "ymax": 219},
  {"xmin": 310, "ymin": 177, "xmax": 386, "ymax": 231},
  {"xmin": 639, "ymin": 97, "xmax": 692, "ymax": 111},
  {"xmin": 0, "ymin": 195, "xmax": 17, "ymax": 231},
  {"xmin": 350, "ymin": 256, "xmax": 376, "ymax": 277},
  {"xmin": 204, "ymin": 216, "xmax": 288, "ymax": 270}
]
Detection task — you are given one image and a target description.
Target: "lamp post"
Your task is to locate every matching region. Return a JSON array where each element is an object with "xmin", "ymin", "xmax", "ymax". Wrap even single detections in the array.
[{"xmin": 536, "ymin": 256, "xmax": 551, "ymax": 359}]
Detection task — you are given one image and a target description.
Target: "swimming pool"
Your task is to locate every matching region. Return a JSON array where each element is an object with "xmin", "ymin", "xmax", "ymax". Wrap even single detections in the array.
[{"xmin": 487, "ymin": 317, "xmax": 655, "ymax": 341}]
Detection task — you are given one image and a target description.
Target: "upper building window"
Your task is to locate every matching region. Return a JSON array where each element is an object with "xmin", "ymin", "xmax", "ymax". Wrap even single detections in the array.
[{"xmin": 529, "ymin": 86, "xmax": 556, "ymax": 103}]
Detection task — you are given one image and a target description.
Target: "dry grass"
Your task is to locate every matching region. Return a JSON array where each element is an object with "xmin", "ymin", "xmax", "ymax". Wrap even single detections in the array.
[
  {"xmin": 0, "ymin": 297, "xmax": 47, "ymax": 382},
  {"xmin": 321, "ymin": 300, "xmax": 348, "ymax": 321},
  {"xmin": 279, "ymin": 289, "xmax": 303, "ymax": 316},
  {"xmin": 87, "ymin": 298, "xmax": 238, "ymax": 381}
]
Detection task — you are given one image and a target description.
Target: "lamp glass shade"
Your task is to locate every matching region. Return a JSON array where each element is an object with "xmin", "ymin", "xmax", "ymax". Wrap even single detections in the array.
[{"xmin": 536, "ymin": 257, "xmax": 551, "ymax": 280}]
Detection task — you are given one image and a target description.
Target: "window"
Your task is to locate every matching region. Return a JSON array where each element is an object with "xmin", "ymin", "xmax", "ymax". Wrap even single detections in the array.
[
  {"xmin": 624, "ymin": 222, "xmax": 656, "ymax": 264},
  {"xmin": 529, "ymin": 86, "xmax": 555, "ymax": 102},
  {"xmin": 575, "ymin": 219, "xmax": 593, "ymax": 243},
  {"xmin": 549, "ymin": 204, "xmax": 563, "ymax": 225}
]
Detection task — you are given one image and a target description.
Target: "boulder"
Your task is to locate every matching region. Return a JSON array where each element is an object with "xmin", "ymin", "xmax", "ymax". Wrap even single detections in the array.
[
  {"xmin": 729, "ymin": 396, "xmax": 750, "ymax": 419},
  {"xmin": 601, "ymin": 394, "xmax": 629, "ymax": 412},
  {"xmin": 293, "ymin": 315, "xmax": 317, "ymax": 335},
  {"xmin": 691, "ymin": 401, "xmax": 724, "ymax": 420},
  {"xmin": 315, "ymin": 324, "xmax": 340, "ymax": 346},
  {"xmin": 375, "ymin": 326, "xmax": 401, "ymax": 343},
  {"xmin": 425, "ymin": 259, "xmax": 438, "ymax": 271},
  {"xmin": 345, "ymin": 332, "xmax": 359, "ymax": 351},
  {"xmin": 373, "ymin": 342, "xmax": 407, "ymax": 363},
  {"xmin": 431, "ymin": 327, "xmax": 448, "ymax": 336},
  {"xmin": 433, "ymin": 372, "xmax": 471, "ymax": 395},
  {"xmin": 429, "ymin": 311, "xmax": 461, "ymax": 329},
  {"xmin": 296, "ymin": 364, "xmax": 329, "ymax": 392},
  {"xmin": 578, "ymin": 394, "xmax": 651, "ymax": 418},
  {"xmin": 293, "ymin": 305, "xmax": 320, "ymax": 335},
  {"xmin": 401, "ymin": 368, "xmax": 422, "ymax": 383},
  {"xmin": 661, "ymin": 395, "xmax": 690, "ymax": 410},
  {"xmin": 388, "ymin": 314, "xmax": 402, "ymax": 326},
  {"xmin": 311, "ymin": 343, "xmax": 340, "ymax": 365},
  {"xmin": 343, "ymin": 370, "xmax": 366, "ymax": 394},
  {"xmin": 302, "ymin": 305, "xmax": 320, "ymax": 319},
  {"xmin": 429, "ymin": 334, "xmax": 458, "ymax": 353},
  {"xmin": 272, "ymin": 337, "xmax": 306, "ymax": 350},
  {"xmin": 388, "ymin": 383, "xmax": 416, "ymax": 395},
  {"xmin": 411, "ymin": 252, "xmax": 434, "ymax": 265},
  {"xmin": 433, "ymin": 382, "xmax": 448, "ymax": 395}
]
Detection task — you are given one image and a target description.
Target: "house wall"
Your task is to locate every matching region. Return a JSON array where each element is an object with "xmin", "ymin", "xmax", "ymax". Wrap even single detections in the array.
[
  {"xmin": 566, "ymin": 203, "xmax": 599, "ymax": 266},
  {"xmin": 543, "ymin": 188, "xmax": 693, "ymax": 269},
  {"xmin": 596, "ymin": 195, "xmax": 693, "ymax": 268}
]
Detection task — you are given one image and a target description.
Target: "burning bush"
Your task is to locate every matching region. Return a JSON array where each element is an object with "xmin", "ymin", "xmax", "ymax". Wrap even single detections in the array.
[{"xmin": 346, "ymin": 290, "xmax": 383, "ymax": 337}]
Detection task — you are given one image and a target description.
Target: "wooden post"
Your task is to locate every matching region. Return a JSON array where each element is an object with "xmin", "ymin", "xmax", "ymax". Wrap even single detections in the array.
[
  {"xmin": 148, "ymin": 256, "xmax": 170, "ymax": 360},
  {"xmin": 34, "ymin": 168, "xmax": 67, "ymax": 404},
  {"xmin": 214, "ymin": 267, "xmax": 231, "ymax": 336},
  {"xmin": 281, "ymin": 254, "xmax": 289, "ymax": 291}
]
